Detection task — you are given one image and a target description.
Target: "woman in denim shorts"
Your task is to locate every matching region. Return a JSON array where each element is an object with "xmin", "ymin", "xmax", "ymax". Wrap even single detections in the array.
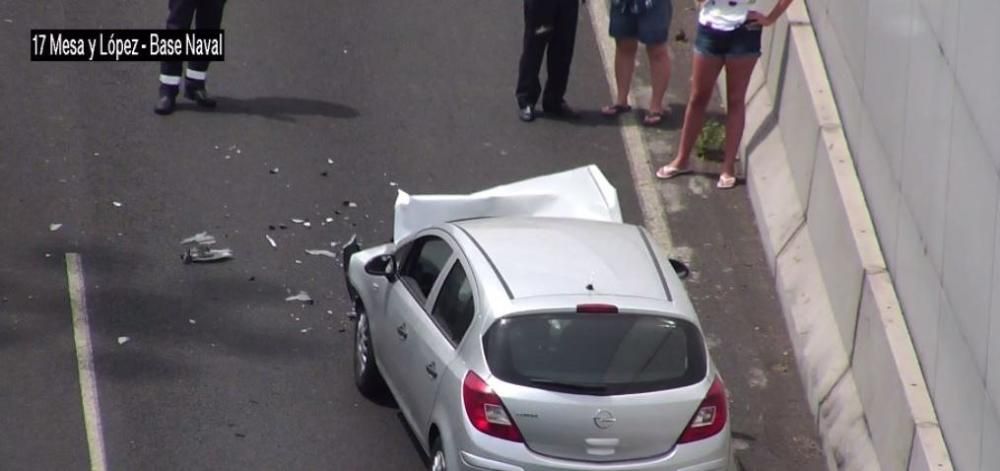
[
  {"xmin": 601, "ymin": 0, "xmax": 673, "ymax": 126},
  {"xmin": 656, "ymin": 0, "xmax": 795, "ymax": 189}
]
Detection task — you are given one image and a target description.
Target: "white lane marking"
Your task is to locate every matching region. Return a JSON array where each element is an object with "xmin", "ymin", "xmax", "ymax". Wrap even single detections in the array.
[
  {"xmin": 66, "ymin": 253, "xmax": 108, "ymax": 471},
  {"xmin": 586, "ymin": 0, "xmax": 674, "ymax": 252}
]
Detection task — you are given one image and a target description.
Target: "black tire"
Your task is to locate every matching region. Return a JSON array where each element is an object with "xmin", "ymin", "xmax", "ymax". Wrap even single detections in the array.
[
  {"xmin": 429, "ymin": 436, "xmax": 447, "ymax": 471},
  {"xmin": 353, "ymin": 308, "xmax": 386, "ymax": 397}
]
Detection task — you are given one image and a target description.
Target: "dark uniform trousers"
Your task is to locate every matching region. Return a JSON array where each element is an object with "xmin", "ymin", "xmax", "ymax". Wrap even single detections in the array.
[
  {"xmin": 159, "ymin": 0, "xmax": 227, "ymax": 96},
  {"xmin": 515, "ymin": 0, "xmax": 579, "ymax": 109}
]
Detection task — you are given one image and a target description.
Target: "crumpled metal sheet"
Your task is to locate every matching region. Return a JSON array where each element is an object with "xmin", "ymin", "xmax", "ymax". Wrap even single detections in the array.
[{"xmin": 392, "ymin": 165, "xmax": 621, "ymax": 241}]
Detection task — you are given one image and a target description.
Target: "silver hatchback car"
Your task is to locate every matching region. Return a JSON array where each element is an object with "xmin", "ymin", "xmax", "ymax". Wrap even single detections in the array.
[{"xmin": 344, "ymin": 217, "xmax": 732, "ymax": 471}]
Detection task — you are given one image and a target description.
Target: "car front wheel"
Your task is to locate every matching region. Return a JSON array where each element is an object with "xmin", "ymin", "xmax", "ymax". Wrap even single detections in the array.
[{"xmin": 353, "ymin": 308, "xmax": 386, "ymax": 397}]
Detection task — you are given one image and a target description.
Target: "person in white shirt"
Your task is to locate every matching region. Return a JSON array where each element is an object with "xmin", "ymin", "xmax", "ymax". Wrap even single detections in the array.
[{"xmin": 656, "ymin": 0, "xmax": 795, "ymax": 189}]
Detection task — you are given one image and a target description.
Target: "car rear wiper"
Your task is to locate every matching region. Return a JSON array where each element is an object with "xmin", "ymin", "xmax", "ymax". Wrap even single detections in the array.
[{"xmin": 527, "ymin": 378, "xmax": 608, "ymax": 394}]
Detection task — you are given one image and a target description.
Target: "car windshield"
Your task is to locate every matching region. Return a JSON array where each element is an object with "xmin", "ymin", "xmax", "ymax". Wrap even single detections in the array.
[{"xmin": 483, "ymin": 313, "xmax": 706, "ymax": 395}]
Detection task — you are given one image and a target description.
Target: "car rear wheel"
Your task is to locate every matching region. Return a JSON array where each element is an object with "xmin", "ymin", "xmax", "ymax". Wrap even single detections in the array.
[
  {"xmin": 353, "ymin": 308, "xmax": 386, "ymax": 397},
  {"xmin": 429, "ymin": 437, "xmax": 447, "ymax": 471}
]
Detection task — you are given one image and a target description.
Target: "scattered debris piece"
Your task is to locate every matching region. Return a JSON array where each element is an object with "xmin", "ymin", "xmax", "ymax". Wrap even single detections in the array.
[
  {"xmin": 266, "ymin": 234, "xmax": 277, "ymax": 248},
  {"xmin": 291, "ymin": 218, "xmax": 305, "ymax": 224},
  {"xmin": 285, "ymin": 291, "xmax": 314, "ymax": 304},
  {"xmin": 269, "ymin": 168, "xmax": 279, "ymax": 174},
  {"xmin": 321, "ymin": 171, "xmax": 328, "ymax": 177},
  {"xmin": 305, "ymin": 249, "xmax": 337, "ymax": 259},
  {"xmin": 327, "ymin": 158, "xmax": 334, "ymax": 165},
  {"xmin": 183, "ymin": 247, "xmax": 233, "ymax": 263},
  {"xmin": 181, "ymin": 232, "xmax": 234, "ymax": 263},
  {"xmin": 181, "ymin": 231, "xmax": 216, "ymax": 245},
  {"xmin": 390, "ymin": 181, "xmax": 398, "ymax": 187},
  {"xmin": 49, "ymin": 223, "xmax": 63, "ymax": 232},
  {"xmin": 675, "ymin": 29, "xmax": 688, "ymax": 42},
  {"xmin": 342, "ymin": 200, "xmax": 358, "ymax": 208},
  {"xmin": 189, "ymin": 319, "xmax": 197, "ymax": 325},
  {"xmin": 303, "ymin": 221, "xmax": 311, "ymax": 228},
  {"xmin": 268, "ymin": 225, "xmax": 276, "ymax": 231},
  {"xmin": 300, "ymin": 327, "xmax": 313, "ymax": 334},
  {"xmin": 278, "ymin": 224, "xmax": 288, "ymax": 230},
  {"xmin": 325, "ymin": 217, "xmax": 334, "ymax": 223},
  {"xmin": 117, "ymin": 336, "xmax": 130, "ymax": 345},
  {"xmin": 329, "ymin": 241, "xmax": 339, "ymax": 248},
  {"xmin": 112, "ymin": 201, "xmax": 123, "ymax": 207},
  {"xmin": 295, "ymin": 260, "xmax": 303, "ymax": 264}
]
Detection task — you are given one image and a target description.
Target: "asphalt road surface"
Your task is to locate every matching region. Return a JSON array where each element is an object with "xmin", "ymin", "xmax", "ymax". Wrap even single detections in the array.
[{"xmin": 0, "ymin": 0, "xmax": 823, "ymax": 470}]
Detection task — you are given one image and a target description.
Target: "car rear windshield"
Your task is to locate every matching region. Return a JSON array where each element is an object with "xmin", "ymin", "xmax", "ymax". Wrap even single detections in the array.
[{"xmin": 483, "ymin": 313, "xmax": 706, "ymax": 395}]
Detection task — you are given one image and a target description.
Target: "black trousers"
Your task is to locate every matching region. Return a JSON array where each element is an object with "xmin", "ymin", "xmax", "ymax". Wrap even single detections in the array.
[
  {"xmin": 515, "ymin": 0, "xmax": 579, "ymax": 108},
  {"xmin": 159, "ymin": 0, "xmax": 226, "ymax": 91}
]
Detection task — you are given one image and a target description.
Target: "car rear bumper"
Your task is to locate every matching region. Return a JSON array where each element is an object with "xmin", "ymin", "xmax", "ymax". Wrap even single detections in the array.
[{"xmin": 453, "ymin": 424, "xmax": 731, "ymax": 471}]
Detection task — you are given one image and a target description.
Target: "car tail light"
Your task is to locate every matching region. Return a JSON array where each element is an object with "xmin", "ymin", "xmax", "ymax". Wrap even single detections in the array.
[
  {"xmin": 462, "ymin": 371, "xmax": 523, "ymax": 442},
  {"xmin": 576, "ymin": 303, "xmax": 619, "ymax": 314},
  {"xmin": 678, "ymin": 376, "xmax": 728, "ymax": 444}
]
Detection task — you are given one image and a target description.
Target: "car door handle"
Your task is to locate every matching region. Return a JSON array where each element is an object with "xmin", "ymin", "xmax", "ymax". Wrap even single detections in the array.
[
  {"xmin": 425, "ymin": 362, "xmax": 438, "ymax": 379},
  {"xmin": 396, "ymin": 323, "xmax": 408, "ymax": 340}
]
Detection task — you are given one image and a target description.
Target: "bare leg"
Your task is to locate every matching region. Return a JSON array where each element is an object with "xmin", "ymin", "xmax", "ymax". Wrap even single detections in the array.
[
  {"xmin": 720, "ymin": 56, "xmax": 758, "ymax": 180},
  {"xmin": 646, "ymin": 43, "xmax": 670, "ymax": 114},
  {"xmin": 606, "ymin": 39, "xmax": 639, "ymax": 109},
  {"xmin": 659, "ymin": 52, "xmax": 724, "ymax": 173}
]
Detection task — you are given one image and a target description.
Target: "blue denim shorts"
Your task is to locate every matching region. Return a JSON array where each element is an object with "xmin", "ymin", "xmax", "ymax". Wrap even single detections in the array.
[
  {"xmin": 694, "ymin": 22, "xmax": 763, "ymax": 58},
  {"xmin": 609, "ymin": 0, "xmax": 673, "ymax": 45}
]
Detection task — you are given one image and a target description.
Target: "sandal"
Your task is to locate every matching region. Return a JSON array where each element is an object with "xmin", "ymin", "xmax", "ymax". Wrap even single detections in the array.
[
  {"xmin": 655, "ymin": 164, "xmax": 692, "ymax": 179},
  {"xmin": 717, "ymin": 174, "xmax": 737, "ymax": 189},
  {"xmin": 601, "ymin": 104, "xmax": 632, "ymax": 116},
  {"xmin": 643, "ymin": 110, "xmax": 665, "ymax": 126}
]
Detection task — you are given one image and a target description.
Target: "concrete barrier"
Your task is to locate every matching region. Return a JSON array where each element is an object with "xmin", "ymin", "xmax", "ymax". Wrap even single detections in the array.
[{"xmin": 738, "ymin": 2, "xmax": 954, "ymax": 470}]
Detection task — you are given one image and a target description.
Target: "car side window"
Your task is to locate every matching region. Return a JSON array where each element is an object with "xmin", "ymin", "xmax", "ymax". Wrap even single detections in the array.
[
  {"xmin": 431, "ymin": 262, "xmax": 475, "ymax": 344},
  {"xmin": 399, "ymin": 236, "xmax": 453, "ymax": 302}
]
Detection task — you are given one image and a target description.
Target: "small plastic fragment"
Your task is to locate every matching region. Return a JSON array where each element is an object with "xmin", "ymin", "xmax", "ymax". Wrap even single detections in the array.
[
  {"xmin": 49, "ymin": 223, "xmax": 63, "ymax": 232},
  {"xmin": 117, "ymin": 336, "xmax": 130, "ymax": 345},
  {"xmin": 285, "ymin": 291, "xmax": 314, "ymax": 304},
  {"xmin": 269, "ymin": 168, "xmax": 280, "ymax": 174},
  {"xmin": 305, "ymin": 249, "xmax": 337, "ymax": 259},
  {"xmin": 112, "ymin": 201, "xmax": 123, "ymax": 207},
  {"xmin": 266, "ymin": 234, "xmax": 277, "ymax": 248}
]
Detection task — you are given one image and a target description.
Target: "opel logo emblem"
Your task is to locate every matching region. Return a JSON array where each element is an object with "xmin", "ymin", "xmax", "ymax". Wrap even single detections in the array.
[{"xmin": 593, "ymin": 410, "xmax": 616, "ymax": 429}]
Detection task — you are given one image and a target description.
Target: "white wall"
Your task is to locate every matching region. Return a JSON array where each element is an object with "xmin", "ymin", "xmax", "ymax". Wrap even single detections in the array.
[{"xmin": 804, "ymin": 0, "xmax": 1000, "ymax": 469}]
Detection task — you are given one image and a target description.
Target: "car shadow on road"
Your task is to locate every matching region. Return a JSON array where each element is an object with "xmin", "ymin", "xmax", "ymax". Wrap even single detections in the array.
[{"xmin": 183, "ymin": 96, "xmax": 360, "ymax": 123}]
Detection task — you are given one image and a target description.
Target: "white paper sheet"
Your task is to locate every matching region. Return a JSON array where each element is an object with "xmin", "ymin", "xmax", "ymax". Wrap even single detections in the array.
[{"xmin": 393, "ymin": 165, "xmax": 621, "ymax": 241}]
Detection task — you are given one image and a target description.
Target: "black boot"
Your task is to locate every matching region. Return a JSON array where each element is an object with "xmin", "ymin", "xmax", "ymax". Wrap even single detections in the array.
[
  {"xmin": 154, "ymin": 84, "xmax": 178, "ymax": 115},
  {"xmin": 184, "ymin": 85, "xmax": 217, "ymax": 108}
]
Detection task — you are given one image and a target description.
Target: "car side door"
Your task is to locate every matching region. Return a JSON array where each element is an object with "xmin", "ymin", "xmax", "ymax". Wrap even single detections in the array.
[
  {"xmin": 396, "ymin": 254, "xmax": 477, "ymax": 444},
  {"xmin": 381, "ymin": 235, "xmax": 454, "ymax": 430}
]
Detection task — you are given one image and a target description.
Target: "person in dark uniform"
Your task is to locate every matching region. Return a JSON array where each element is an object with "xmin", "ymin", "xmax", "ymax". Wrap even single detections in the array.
[
  {"xmin": 155, "ymin": 0, "xmax": 227, "ymax": 115},
  {"xmin": 515, "ymin": 0, "xmax": 583, "ymax": 122}
]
